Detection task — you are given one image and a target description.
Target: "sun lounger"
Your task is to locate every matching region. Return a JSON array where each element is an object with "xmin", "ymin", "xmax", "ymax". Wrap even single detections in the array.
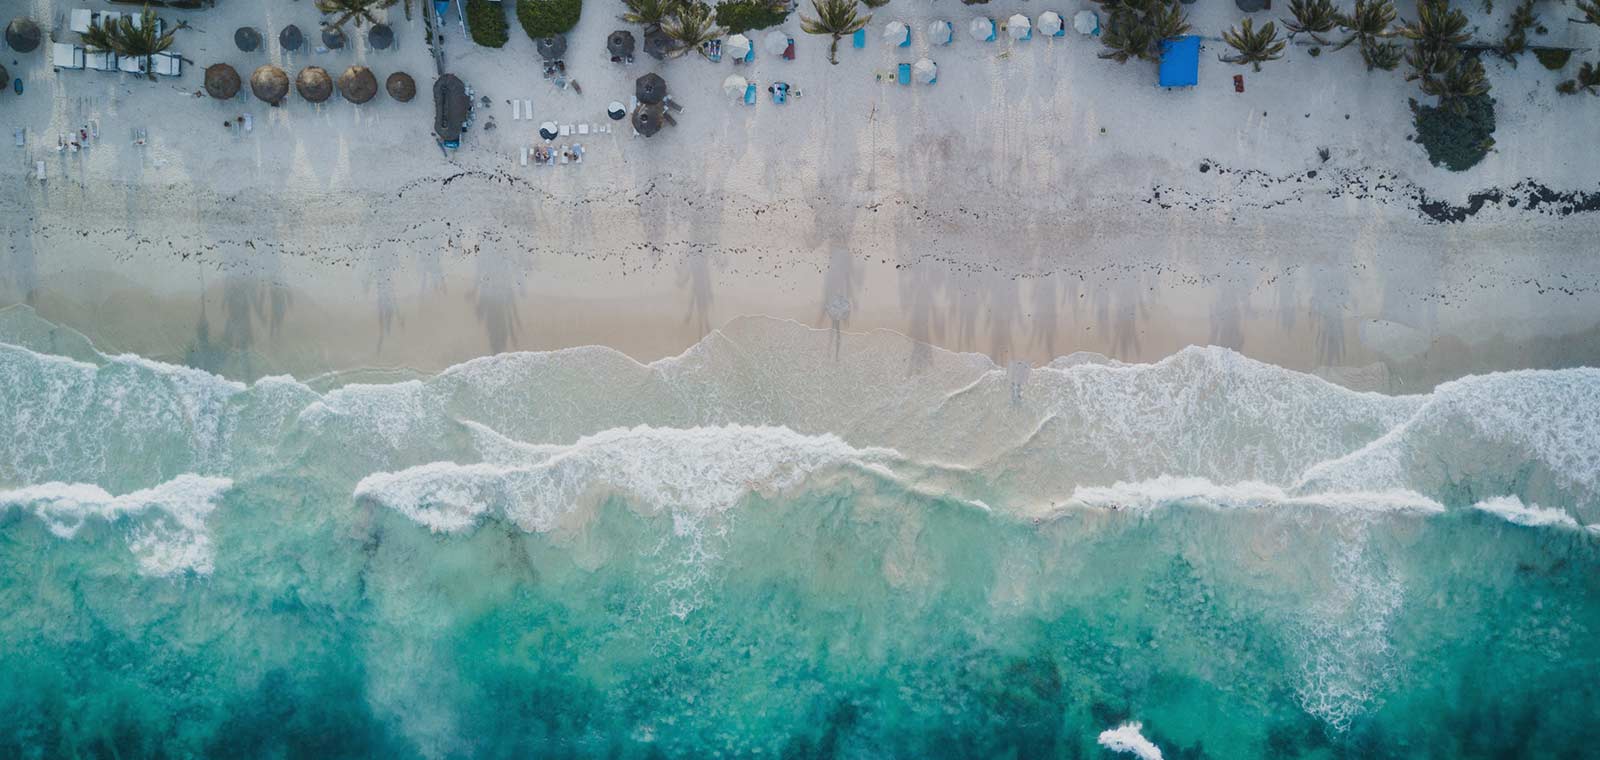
[
  {"xmin": 70, "ymin": 9, "xmax": 93, "ymax": 33},
  {"xmin": 897, "ymin": 63, "xmax": 910, "ymax": 85},
  {"xmin": 571, "ymin": 143, "xmax": 583, "ymax": 163},
  {"xmin": 13, "ymin": 129, "xmax": 23, "ymax": 148},
  {"xmin": 54, "ymin": 43, "xmax": 87, "ymax": 70},
  {"xmin": 578, "ymin": 123, "xmax": 589, "ymax": 135},
  {"xmin": 36, "ymin": 161, "xmax": 45, "ymax": 181},
  {"xmin": 150, "ymin": 52, "xmax": 181, "ymax": 77},
  {"xmin": 560, "ymin": 124, "xmax": 570, "ymax": 136},
  {"xmin": 852, "ymin": 28, "xmax": 865, "ymax": 48},
  {"xmin": 743, "ymin": 82, "xmax": 757, "ymax": 105},
  {"xmin": 559, "ymin": 145, "xmax": 569, "ymax": 164},
  {"xmin": 511, "ymin": 100, "xmax": 521, "ymax": 120},
  {"xmin": 524, "ymin": 99, "xmax": 532, "ymax": 117},
  {"xmin": 743, "ymin": 46, "xmax": 755, "ymax": 63},
  {"xmin": 119, "ymin": 54, "xmax": 146, "ymax": 75},
  {"xmin": 86, "ymin": 49, "xmax": 117, "ymax": 71},
  {"xmin": 520, "ymin": 146, "xmax": 529, "ymax": 166}
]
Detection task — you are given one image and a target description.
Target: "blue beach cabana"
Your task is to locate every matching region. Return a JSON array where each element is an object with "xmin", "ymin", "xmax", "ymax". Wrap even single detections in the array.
[{"xmin": 1158, "ymin": 35, "xmax": 1200, "ymax": 87}]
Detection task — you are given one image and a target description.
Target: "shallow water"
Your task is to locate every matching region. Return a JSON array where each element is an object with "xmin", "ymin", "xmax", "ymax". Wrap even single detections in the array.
[{"xmin": 1, "ymin": 311, "xmax": 1597, "ymax": 759}]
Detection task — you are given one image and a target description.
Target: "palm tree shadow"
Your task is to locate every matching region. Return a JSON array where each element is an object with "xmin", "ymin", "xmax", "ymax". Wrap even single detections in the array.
[{"xmin": 472, "ymin": 242, "xmax": 525, "ymax": 355}]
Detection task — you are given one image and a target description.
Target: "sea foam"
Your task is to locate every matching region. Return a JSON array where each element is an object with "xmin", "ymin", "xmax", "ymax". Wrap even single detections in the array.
[{"xmin": 1098, "ymin": 721, "xmax": 1163, "ymax": 760}]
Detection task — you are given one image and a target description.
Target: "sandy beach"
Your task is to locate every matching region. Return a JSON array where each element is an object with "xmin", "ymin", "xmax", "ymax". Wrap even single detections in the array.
[{"xmin": 3, "ymin": 0, "xmax": 1599, "ymax": 389}]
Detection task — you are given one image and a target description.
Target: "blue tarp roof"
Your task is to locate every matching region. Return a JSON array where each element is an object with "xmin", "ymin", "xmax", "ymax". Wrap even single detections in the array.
[{"xmin": 1158, "ymin": 35, "xmax": 1200, "ymax": 87}]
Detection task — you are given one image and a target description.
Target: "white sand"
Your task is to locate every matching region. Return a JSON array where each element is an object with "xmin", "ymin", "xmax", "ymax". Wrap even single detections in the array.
[{"xmin": 3, "ymin": 0, "xmax": 1599, "ymax": 389}]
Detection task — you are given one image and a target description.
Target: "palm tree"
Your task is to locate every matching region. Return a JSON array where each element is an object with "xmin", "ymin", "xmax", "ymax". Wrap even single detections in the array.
[
  {"xmin": 800, "ymin": 0, "xmax": 870, "ymax": 65},
  {"xmin": 315, "ymin": 0, "xmax": 397, "ymax": 30},
  {"xmin": 1556, "ymin": 60, "xmax": 1598, "ymax": 94},
  {"xmin": 1397, "ymin": 0, "xmax": 1470, "ymax": 54},
  {"xmin": 80, "ymin": 7, "xmax": 174, "ymax": 81},
  {"xmin": 1220, "ymin": 19, "xmax": 1287, "ymax": 70},
  {"xmin": 1420, "ymin": 56, "xmax": 1489, "ymax": 113},
  {"xmin": 1283, "ymin": 0, "xmax": 1338, "ymax": 44},
  {"xmin": 1334, "ymin": 0, "xmax": 1395, "ymax": 51},
  {"xmin": 1097, "ymin": 0, "xmax": 1188, "ymax": 63},
  {"xmin": 621, "ymin": 0, "xmax": 676, "ymax": 32},
  {"xmin": 661, "ymin": 1, "xmax": 723, "ymax": 58},
  {"xmin": 1572, "ymin": 0, "xmax": 1600, "ymax": 25},
  {"xmin": 1360, "ymin": 38, "xmax": 1403, "ymax": 70}
]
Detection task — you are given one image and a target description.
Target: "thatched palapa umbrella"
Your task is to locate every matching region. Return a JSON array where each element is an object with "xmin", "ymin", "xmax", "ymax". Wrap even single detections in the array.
[
  {"xmin": 250, "ymin": 64, "xmax": 290, "ymax": 105},
  {"xmin": 235, "ymin": 26, "xmax": 261, "ymax": 52},
  {"xmin": 607, "ymin": 30, "xmax": 635, "ymax": 59},
  {"xmin": 386, "ymin": 71, "xmax": 416, "ymax": 102},
  {"xmin": 369, "ymin": 23, "xmax": 394, "ymax": 50},
  {"xmin": 642, "ymin": 29, "xmax": 674, "ymax": 60},
  {"xmin": 322, "ymin": 25, "xmax": 347, "ymax": 50},
  {"xmin": 338, "ymin": 65, "xmax": 378, "ymax": 104},
  {"xmin": 204, "ymin": 63, "xmax": 241, "ymax": 99},
  {"xmin": 296, "ymin": 66, "xmax": 333, "ymax": 103},
  {"xmin": 280, "ymin": 24, "xmax": 304, "ymax": 51},
  {"xmin": 631, "ymin": 104, "xmax": 664, "ymax": 137},
  {"xmin": 536, "ymin": 34, "xmax": 567, "ymax": 61},
  {"xmin": 635, "ymin": 72, "xmax": 666, "ymax": 105},
  {"xmin": 6, "ymin": 17, "xmax": 42, "ymax": 53}
]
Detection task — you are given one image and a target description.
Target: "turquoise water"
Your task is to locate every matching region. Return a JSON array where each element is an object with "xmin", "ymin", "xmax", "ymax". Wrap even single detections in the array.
[{"xmin": 1, "ymin": 311, "xmax": 1597, "ymax": 759}]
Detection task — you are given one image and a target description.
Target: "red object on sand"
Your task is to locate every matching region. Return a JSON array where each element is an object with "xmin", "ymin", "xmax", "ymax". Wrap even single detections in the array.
[
  {"xmin": 1233, "ymin": 74, "xmax": 1244, "ymax": 93},
  {"xmin": 783, "ymin": 41, "xmax": 795, "ymax": 60}
]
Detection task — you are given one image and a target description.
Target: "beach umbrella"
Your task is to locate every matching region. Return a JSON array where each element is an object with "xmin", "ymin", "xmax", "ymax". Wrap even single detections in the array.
[
  {"xmin": 6, "ymin": 17, "xmax": 42, "ymax": 53},
  {"xmin": 882, "ymin": 21, "xmax": 909, "ymax": 46},
  {"xmin": 368, "ymin": 23, "xmax": 394, "ymax": 49},
  {"xmin": 279, "ymin": 24, "xmax": 303, "ymax": 51},
  {"xmin": 1007, "ymin": 14, "xmax": 1031, "ymax": 40},
  {"xmin": 536, "ymin": 34, "xmax": 567, "ymax": 60},
  {"xmin": 926, "ymin": 20, "xmax": 952, "ymax": 45},
  {"xmin": 635, "ymin": 72, "xmax": 667, "ymax": 104},
  {"xmin": 643, "ymin": 29, "xmax": 675, "ymax": 60},
  {"xmin": 322, "ymin": 25, "xmax": 347, "ymax": 50},
  {"xmin": 1038, "ymin": 11, "xmax": 1063, "ymax": 36},
  {"xmin": 296, "ymin": 66, "xmax": 333, "ymax": 103},
  {"xmin": 763, "ymin": 29, "xmax": 788, "ymax": 55},
  {"xmin": 250, "ymin": 64, "xmax": 289, "ymax": 105},
  {"xmin": 339, "ymin": 65, "xmax": 378, "ymax": 103},
  {"xmin": 913, "ymin": 58, "xmax": 937, "ymax": 84},
  {"xmin": 722, "ymin": 74, "xmax": 748, "ymax": 99},
  {"xmin": 204, "ymin": 63, "xmax": 241, "ymax": 99},
  {"xmin": 607, "ymin": 30, "xmax": 635, "ymax": 58},
  {"xmin": 631, "ymin": 104, "xmax": 663, "ymax": 138},
  {"xmin": 1073, "ymin": 10, "xmax": 1098, "ymax": 35},
  {"xmin": 725, "ymin": 33, "xmax": 751, "ymax": 60},
  {"xmin": 539, "ymin": 121, "xmax": 558, "ymax": 139},
  {"xmin": 235, "ymin": 26, "xmax": 261, "ymax": 52},
  {"xmin": 968, "ymin": 17, "xmax": 994, "ymax": 41},
  {"xmin": 386, "ymin": 71, "xmax": 416, "ymax": 101},
  {"xmin": 607, "ymin": 101, "xmax": 626, "ymax": 120}
]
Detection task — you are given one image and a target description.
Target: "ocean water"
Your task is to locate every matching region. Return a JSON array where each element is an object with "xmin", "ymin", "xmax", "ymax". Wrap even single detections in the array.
[{"xmin": 1, "ymin": 310, "xmax": 1597, "ymax": 759}]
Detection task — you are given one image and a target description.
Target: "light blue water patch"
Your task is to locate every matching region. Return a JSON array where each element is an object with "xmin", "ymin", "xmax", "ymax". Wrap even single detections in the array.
[{"xmin": 1, "ymin": 313, "xmax": 1597, "ymax": 758}]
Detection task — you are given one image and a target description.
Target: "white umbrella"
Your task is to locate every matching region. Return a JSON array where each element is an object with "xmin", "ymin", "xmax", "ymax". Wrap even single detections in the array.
[
  {"xmin": 968, "ymin": 17, "xmax": 994, "ymax": 41},
  {"xmin": 926, "ymin": 20, "xmax": 952, "ymax": 45},
  {"xmin": 763, "ymin": 29, "xmax": 789, "ymax": 55},
  {"xmin": 539, "ymin": 121, "xmax": 558, "ymax": 140},
  {"xmin": 913, "ymin": 58, "xmax": 937, "ymax": 84},
  {"xmin": 723, "ymin": 74, "xmax": 748, "ymax": 98},
  {"xmin": 1074, "ymin": 10, "xmax": 1099, "ymax": 35},
  {"xmin": 1007, "ymin": 14, "xmax": 1031, "ymax": 40},
  {"xmin": 882, "ymin": 20, "xmax": 909, "ymax": 46},
  {"xmin": 726, "ymin": 33, "xmax": 752, "ymax": 59},
  {"xmin": 1038, "ymin": 11, "xmax": 1063, "ymax": 36}
]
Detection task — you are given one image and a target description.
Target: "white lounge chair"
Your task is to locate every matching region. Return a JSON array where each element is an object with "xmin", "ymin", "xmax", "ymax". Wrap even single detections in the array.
[
  {"xmin": 523, "ymin": 99, "xmax": 532, "ymax": 118},
  {"xmin": 69, "ymin": 9, "xmax": 93, "ymax": 33},
  {"xmin": 578, "ymin": 123, "xmax": 589, "ymax": 135},
  {"xmin": 520, "ymin": 146, "xmax": 529, "ymax": 166},
  {"xmin": 53, "ymin": 43, "xmax": 86, "ymax": 70},
  {"xmin": 118, "ymin": 55, "xmax": 146, "ymax": 75},
  {"xmin": 86, "ymin": 49, "xmax": 117, "ymax": 71},
  {"xmin": 511, "ymin": 100, "xmax": 521, "ymax": 120},
  {"xmin": 150, "ymin": 52, "xmax": 181, "ymax": 77},
  {"xmin": 36, "ymin": 161, "xmax": 46, "ymax": 181}
]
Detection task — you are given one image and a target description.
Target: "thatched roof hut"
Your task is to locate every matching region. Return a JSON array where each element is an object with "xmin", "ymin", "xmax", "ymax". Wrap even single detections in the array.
[
  {"xmin": 635, "ymin": 73, "xmax": 667, "ymax": 105},
  {"xmin": 434, "ymin": 74, "xmax": 470, "ymax": 145},
  {"xmin": 250, "ymin": 64, "xmax": 290, "ymax": 105},
  {"xmin": 296, "ymin": 66, "xmax": 333, "ymax": 103},
  {"xmin": 631, "ymin": 103, "xmax": 664, "ymax": 137},
  {"xmin": 280, "ymin": 25, "xmax": 304, "ymax": 51},
  {"xmin": 369, "ymin": 23, "xmax": 394, "ymax": 49},
  {"xmin": 386, "ymin": 71, "xmax": 416, "ymax": 102},
  {"xmin": 536, "ymin": 34, "xmax": 567, "ymax": 61},
  {"xmin": 204, "ymin": 63, "xmax": 241, "ymax": 99},
  {"xmin": 322, "ymin": 26, "xmax": 347, "ymax": 50},
  {"xmin": 607, "ymin": 30, "xmax": 635, "ymax": 59},
  {"xmin": 235, "ymin": 26, "xmax": 261, "ymax": 52},
  {"xmin": 338, "ymin": 65, "xmax": 378, "ymax": 104},
  {"xmin": 6, "ymin": 17, "xmax": 42, "ymax": 53}
]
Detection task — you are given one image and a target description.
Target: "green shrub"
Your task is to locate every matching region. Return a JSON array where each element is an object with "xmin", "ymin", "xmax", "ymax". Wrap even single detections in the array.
[
  {"xmin": 466, "ymin": 0, "xmax": 510, "ymax": 47},
  {"xmin": 715, "ymin": 0, "xmax": 789, "ymax": 33},
  {"xmin": 1410, "ymin": 94, "xmax": 1496, "ymax": 171},
  {"xmin": 517, "ymin": 0, "xmax": 582, "ymax": 39},
  {"xmin": 1533, "ymin": 47, "xmax": 1571, "ymax": 70}
]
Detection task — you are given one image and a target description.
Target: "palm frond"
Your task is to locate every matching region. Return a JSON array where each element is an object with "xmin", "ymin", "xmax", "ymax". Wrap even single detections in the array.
[
  {"xmin": 1220, "ymin": 18, "xmax": 1286, "ymax": 71},
  {"xmin": 1282, "ymin": 0, "xmax": 1337, "ymax": 44}
]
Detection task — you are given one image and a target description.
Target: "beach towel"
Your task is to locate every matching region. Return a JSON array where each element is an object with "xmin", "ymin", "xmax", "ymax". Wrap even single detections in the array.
[
  {"xmin": 743, "ymin": 83, "xmax": 757, "ymax": 105},
  {"xmin": 783, "ymin": 39, "xmax": 795, "ymax": 60},
  {"xmin": 852, "ymin": 29, "xmax": 865, "ymax": 49},
  {"xmin": 897, "ymin": 63, "xmax": 910, "ymax": 85}
]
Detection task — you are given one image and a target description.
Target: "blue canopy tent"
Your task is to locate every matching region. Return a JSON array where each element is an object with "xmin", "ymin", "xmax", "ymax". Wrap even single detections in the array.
[{"xmin": 1158, "ymin": 35, "xmax": 1200, "ymax": 88}]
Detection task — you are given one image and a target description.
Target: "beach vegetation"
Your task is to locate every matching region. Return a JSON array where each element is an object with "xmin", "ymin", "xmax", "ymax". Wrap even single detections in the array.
[
  {"xmin": 1418, "ymin": 54, "xmax": 1490, "ymax": 112},
  {"xmin": 1572, "ymin": 0, "xmax": 1600, "ymax": 25},
  {"xmin": 1283, "ymin": 0, "xmax": 1338, "ymax": 44},
  {"xmin": 1220, "ymin": 18, "xmax": 1287, "ymax": 71},
  {"xmin": 621, "ymin": 0, "xmax": 672, "ymax": 31},
  {"xmin": 1410, "ymin": 93, "xmax": 1495, "ymax": 170},
  {"xmin": 315, "ymin": 0, "xmax": 397, "ymax": 29},
  {"xmin": 1534, "ymin": 47, "xmax": 1570, "ymax": 69},
  {"xmin": 1496, "ymin": 0, "xmax": 1535, "ymax": 64},
  {"xmin": 1397, "ymin": 0, "xmax": 1470, "ymax": 53},
  {"xmin": 1360, "ymin": 38, "xmax": 1403, "ymax": 69},
  {"xmin": 1556, "ymin": 60, "xmax": 1599, "ymax": 94},
  {"xmin": 800, "ymin": 0, "xmax": 871, "ymax": 65},
  {"xmin": 517, "ymin": 0, "xmax": 583, "ymax": 38},
  {"xmin": 79, "ymin": 6, "xmax": 174, "ymax": 81},
  {"xmin": 715, "ymin": 0, "xmax": 790, "ymax": 34},
  {"xmin": 1333, "ymin": 0, "xmax": 1395, "ymax": 52},
  {"xmin": 465, "ymin": 0, "xmax": 510, "ymax": 47},
  {"xmin": 661, "ymin": 1, "xmax": 724, "ymax": 57},
  {"xmin": 1095, "ymin": 0, "xmax": 1191, "ymax": 64}
]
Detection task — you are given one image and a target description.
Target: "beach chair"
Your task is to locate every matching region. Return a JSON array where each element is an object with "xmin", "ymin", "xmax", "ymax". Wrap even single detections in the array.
[
  {"xmin": 36, "ymin": 161, "xmax": 45, "ymax": 181},
  {"xmin": 743, "ymin": 82, "xmax": 757, "ymax": 105},
  {"xmin": 13, "ymin": 129, "xmax": 23, "ymax": 148},
  {"xmin": 54, "ymin": 43, "xmax": 87, "ymax": 70},
  {"xmin": 118, "ymin": 55, "xmax": 146, "ymax": 75},
  {"xmin": 578, "ymin": 123, "xmax": 589, "ymax": 135},
  {"xmin": 852, "ymin": 28, "xmax": 865, "ymax": 49},
  {"xmin": 743, "ymin": 46, "xmax": 755, "ymax": 63},
  {"xmin": 897, "ymin": 63, "xmax": 910, "ymax": 85},
  {"xmin": 69, "ymin": 9, "xmax": 93, "ymax": 33},
  {"xmin": 150, "ymin": 52, "xmax": 181, "ymax": 77},
  {"xmin": 511, "ymin": 100, "xmax": 521, "ymax": 120},
  {"xmin": 520, "ymin": 146, "xmax": 529, "ymax": 166},
  {"xmin": 86, "ymin": 49, "xmax": 117, "ymax": 71},
  {"xmin": 571, "ymin": 144, "xmax": 584, "ymax": 163}
]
